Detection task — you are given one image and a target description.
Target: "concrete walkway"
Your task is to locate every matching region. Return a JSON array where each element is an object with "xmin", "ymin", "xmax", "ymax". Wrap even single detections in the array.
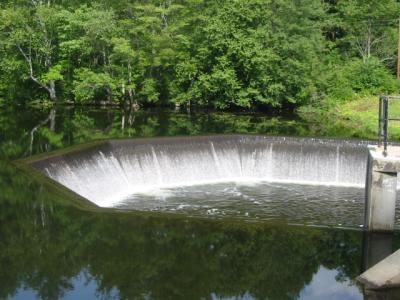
[{"xmin": 358, "ymin": 249, "xmax": 400, "ymax": 289}]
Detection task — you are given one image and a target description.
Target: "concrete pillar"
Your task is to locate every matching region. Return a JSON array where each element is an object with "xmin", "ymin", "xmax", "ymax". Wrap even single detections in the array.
[
  {"xmin": 358, "ymin": 249, "xmax": 400, "ymax": 290},
  {"xmin": 362, "ymin": 232, "xmax": 393, "ymax": 271},
  {"xmin": 365, "ymin": 151, "xmax": 397, "ymax": 232}
]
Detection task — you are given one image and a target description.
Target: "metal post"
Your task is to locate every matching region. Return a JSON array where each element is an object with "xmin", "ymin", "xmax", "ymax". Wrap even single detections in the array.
[
  {"xmin": 397, "ymin": 19, "xmax": 400, "ymax": 79},
  {"xmin": 383, "ymin": 97, "xmax": 389, "ymax": 156},
  {"xmin": 378, "ymin": 96, "xmax": 383, "ymax": 147}
]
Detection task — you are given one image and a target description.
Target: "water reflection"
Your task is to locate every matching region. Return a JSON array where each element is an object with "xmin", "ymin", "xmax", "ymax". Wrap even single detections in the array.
[
  {"xmin": 299, "ymin": 267, "xmax": 362, "ymax": 300},
  {"xmin": 361, "ymin": 232, "xmax": 394, "ymax": 272},
  {"xmin": 0, "ymin": 161, "xmax": 367, "ymax": 299},
  {"xmin": 363, "ymin": 288, "xmax": 400, "ymax": 300},
  {"xmin": 359, "ymin": 232, "xmax": 400, "ymax": 299},
  {"xmin": 10, "ymin": 268, "xmax": 366, "ymax": 300},
  {"xmin": 0, "ymin": 106, "xmax": 311, "ymax": 161}
]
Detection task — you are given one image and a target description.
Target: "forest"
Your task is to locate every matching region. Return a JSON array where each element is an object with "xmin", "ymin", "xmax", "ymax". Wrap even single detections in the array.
[{"xmin": 0, "ymin": 0, "xmax": 400, "ymax": 110}]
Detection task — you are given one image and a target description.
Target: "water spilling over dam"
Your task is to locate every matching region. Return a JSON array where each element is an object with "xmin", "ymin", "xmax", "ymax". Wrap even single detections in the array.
[{"xmin": 29, "ymin": 135, "xmax": 369, "ymax": 208}]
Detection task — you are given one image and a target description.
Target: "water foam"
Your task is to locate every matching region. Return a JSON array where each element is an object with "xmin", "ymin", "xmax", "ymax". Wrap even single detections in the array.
[{"xmin": 32, "ymin": 136, "xmax": 370, "ymax": 207}]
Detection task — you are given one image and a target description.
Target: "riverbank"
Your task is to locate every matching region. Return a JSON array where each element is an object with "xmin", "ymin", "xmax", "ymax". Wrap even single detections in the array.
[{"xmin": 299, "ymin": 95, "xmax": 400, "ymax": 140}]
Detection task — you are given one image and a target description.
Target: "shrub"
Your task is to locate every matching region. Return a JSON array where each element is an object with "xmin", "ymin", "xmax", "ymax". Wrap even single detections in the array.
[{"xmin": 328, "ymin": 58, "xmax": 399, "ymax": 101}]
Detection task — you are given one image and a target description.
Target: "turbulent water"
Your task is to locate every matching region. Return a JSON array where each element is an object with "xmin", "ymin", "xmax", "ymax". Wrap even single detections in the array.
[
  {"xmin": 31, "ymin": 135, "xmax": 370, "ymax": 206},
  {"xmin": 117, "ymin": 181, "xmax": 370, "ymax": 227}
]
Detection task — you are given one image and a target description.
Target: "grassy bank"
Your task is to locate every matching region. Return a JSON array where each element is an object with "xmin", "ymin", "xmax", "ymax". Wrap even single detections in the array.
[{"xmin": 299, "ymin": 95, "xmax": 400, "ymax": 140}]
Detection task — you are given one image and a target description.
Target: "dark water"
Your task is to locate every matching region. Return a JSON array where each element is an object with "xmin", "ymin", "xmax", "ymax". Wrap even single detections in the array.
[
  {"xmin": 117, "ymin": 182, "xmax": 367, "ymax": 228},
  {"xmin": 1, "ymin": 106, "xmax": 400, "ymax": 299}
]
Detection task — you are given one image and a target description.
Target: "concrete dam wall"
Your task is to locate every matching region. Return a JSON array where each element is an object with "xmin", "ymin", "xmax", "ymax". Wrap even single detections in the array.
[{"xmin": 30, "ymin": 135, "xmax": 370, "ymax": 207}]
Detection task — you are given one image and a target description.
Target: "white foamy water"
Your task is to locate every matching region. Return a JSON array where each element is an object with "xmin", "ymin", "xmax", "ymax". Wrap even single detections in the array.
[{"xmin": 33, "ymin": 136, "xmax": 370, "ymax": 208}]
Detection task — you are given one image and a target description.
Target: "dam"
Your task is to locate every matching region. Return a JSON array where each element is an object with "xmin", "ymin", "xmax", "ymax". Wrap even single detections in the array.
[
  {"xmin": 23, "ymin": 135, "xmax": 389, "ymax": 228},
  {"xmin": 29, "ymin": 136, "xmax": 370, "ymax": 207}
]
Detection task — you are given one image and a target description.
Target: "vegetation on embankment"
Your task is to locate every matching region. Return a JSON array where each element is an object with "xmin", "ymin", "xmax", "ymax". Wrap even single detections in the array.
[
  {"xmin": 298, "ymin": 95, "xmax": 400, "ymax": 140},
  {"xmin": 1, "ymin": 0, "xmax": 400, "ymax": 111}
]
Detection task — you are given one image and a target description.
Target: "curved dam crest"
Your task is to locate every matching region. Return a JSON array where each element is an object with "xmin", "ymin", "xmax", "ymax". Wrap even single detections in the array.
[{"xmin": 29, "ymin": 135, "xmax": 370, "ymax": 208}]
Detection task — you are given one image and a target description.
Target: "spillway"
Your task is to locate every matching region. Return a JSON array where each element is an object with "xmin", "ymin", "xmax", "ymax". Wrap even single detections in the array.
[{"xmin": 28, "ymin": 135, "xmax": 370, "ymax": 208}]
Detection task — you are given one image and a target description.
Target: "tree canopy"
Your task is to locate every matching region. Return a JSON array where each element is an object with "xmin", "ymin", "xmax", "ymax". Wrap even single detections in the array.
[{"xmin": 0, "ymin": 0, "xmax": 399, "ymax": 110}]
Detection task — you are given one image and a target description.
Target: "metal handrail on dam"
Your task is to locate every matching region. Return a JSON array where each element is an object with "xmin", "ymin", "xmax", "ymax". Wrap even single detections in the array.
[{"xmin": 378, "ymin": 95, "xmax": 400, "ymax": 154}]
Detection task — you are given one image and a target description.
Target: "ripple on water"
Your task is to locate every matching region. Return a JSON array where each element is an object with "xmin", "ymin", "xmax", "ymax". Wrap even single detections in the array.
[{"xmin": 115, "ymin": 181, "xmax": 400, "ymax": 229}]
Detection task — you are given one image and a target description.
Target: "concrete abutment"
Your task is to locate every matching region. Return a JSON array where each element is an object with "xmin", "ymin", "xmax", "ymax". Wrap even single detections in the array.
[{"xmin": 365, "ymin": 146, "xmax": 400, "ymax": 232}]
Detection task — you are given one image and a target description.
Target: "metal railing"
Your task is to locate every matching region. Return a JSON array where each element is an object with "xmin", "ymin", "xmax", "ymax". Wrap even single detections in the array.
[{"xmin": 378, "ymin": 95, "xmax": 400, "ymax": 155}]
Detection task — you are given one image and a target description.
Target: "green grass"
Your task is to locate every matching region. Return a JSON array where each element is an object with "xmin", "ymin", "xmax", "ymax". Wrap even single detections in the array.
[{"xmin": 299, "ymin": 95, "xmax": 400, "ymax": 140}]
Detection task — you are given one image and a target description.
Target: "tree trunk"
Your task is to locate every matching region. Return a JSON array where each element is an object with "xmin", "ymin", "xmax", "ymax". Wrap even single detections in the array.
[
  {"xmin": 121, "ymin": 112, "xmax": 125, "ymax": 130},
  {"xmin": 48, "ymin": 80, "xmax": 57, "ymax": 102},
  {"xmin": 49, "ymin": 107, "xmax": 56, "ymax": 132},
  {"xmin": 127, "ymin": 62, "xmax": 139, "ymax": 110},
  {"xmin": 106, "ymin": 87, "xmax": 113, "ymax": 104},
  {"xmin": 28, "ymin": 107, "xmax": 57, "ymax": 156}
]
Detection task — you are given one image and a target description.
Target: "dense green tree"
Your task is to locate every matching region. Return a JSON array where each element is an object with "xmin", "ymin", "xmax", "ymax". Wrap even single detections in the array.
[
  {"xmin": 336, "ymin": 0, "xmax": 400, "ymax": 65},
  {"xmin": 171, "ymin": 0, "xmax": 326, "ymax": 109},
  {"xmin": 0, "ymin": 0, "xmax": 399, "ymax": 108},
  {"xmin": 0, "ymin": 2, "xmax": 63, "ymax": 101}
]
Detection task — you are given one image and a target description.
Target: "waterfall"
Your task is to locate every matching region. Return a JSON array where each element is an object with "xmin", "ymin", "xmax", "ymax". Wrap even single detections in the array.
[
  {"xmin": 151, "ymin": 146, "xmax": 163, "ymax": 185},
  {"xmin": 30, "ymin": 135, "xmax": 371, "ymax": 207},
  {"xmin": 210, "ymin": 141, "xmax": 223, "ymax": 177},
  {"xmin": 335, "ymin": 145, "xmax": 340, "ymax": 184}
]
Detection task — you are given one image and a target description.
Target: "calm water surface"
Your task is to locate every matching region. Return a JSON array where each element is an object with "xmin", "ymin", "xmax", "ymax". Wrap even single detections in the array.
[{"xmin": 1, "ymin": 106, "xmax": 399, "ymax": 299}]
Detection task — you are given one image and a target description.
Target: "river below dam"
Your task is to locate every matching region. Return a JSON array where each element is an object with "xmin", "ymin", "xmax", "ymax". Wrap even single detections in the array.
[
  {"xmin": 25, "ymin": 134, "xmax": 400, "ymax": 229},
  {"xmin": 1, "ymin": 106, "xmax": 400, "ymax": 299}
]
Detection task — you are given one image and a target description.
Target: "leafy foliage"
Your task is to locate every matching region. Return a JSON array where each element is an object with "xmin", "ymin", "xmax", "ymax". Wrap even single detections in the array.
[
  {"xmin": 0, "ymin": 0, "xmax": 399, "ymax": 108},
  {"xmin": 328, "ymin": 58, "xmax": 400, "ymax": 100}
]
